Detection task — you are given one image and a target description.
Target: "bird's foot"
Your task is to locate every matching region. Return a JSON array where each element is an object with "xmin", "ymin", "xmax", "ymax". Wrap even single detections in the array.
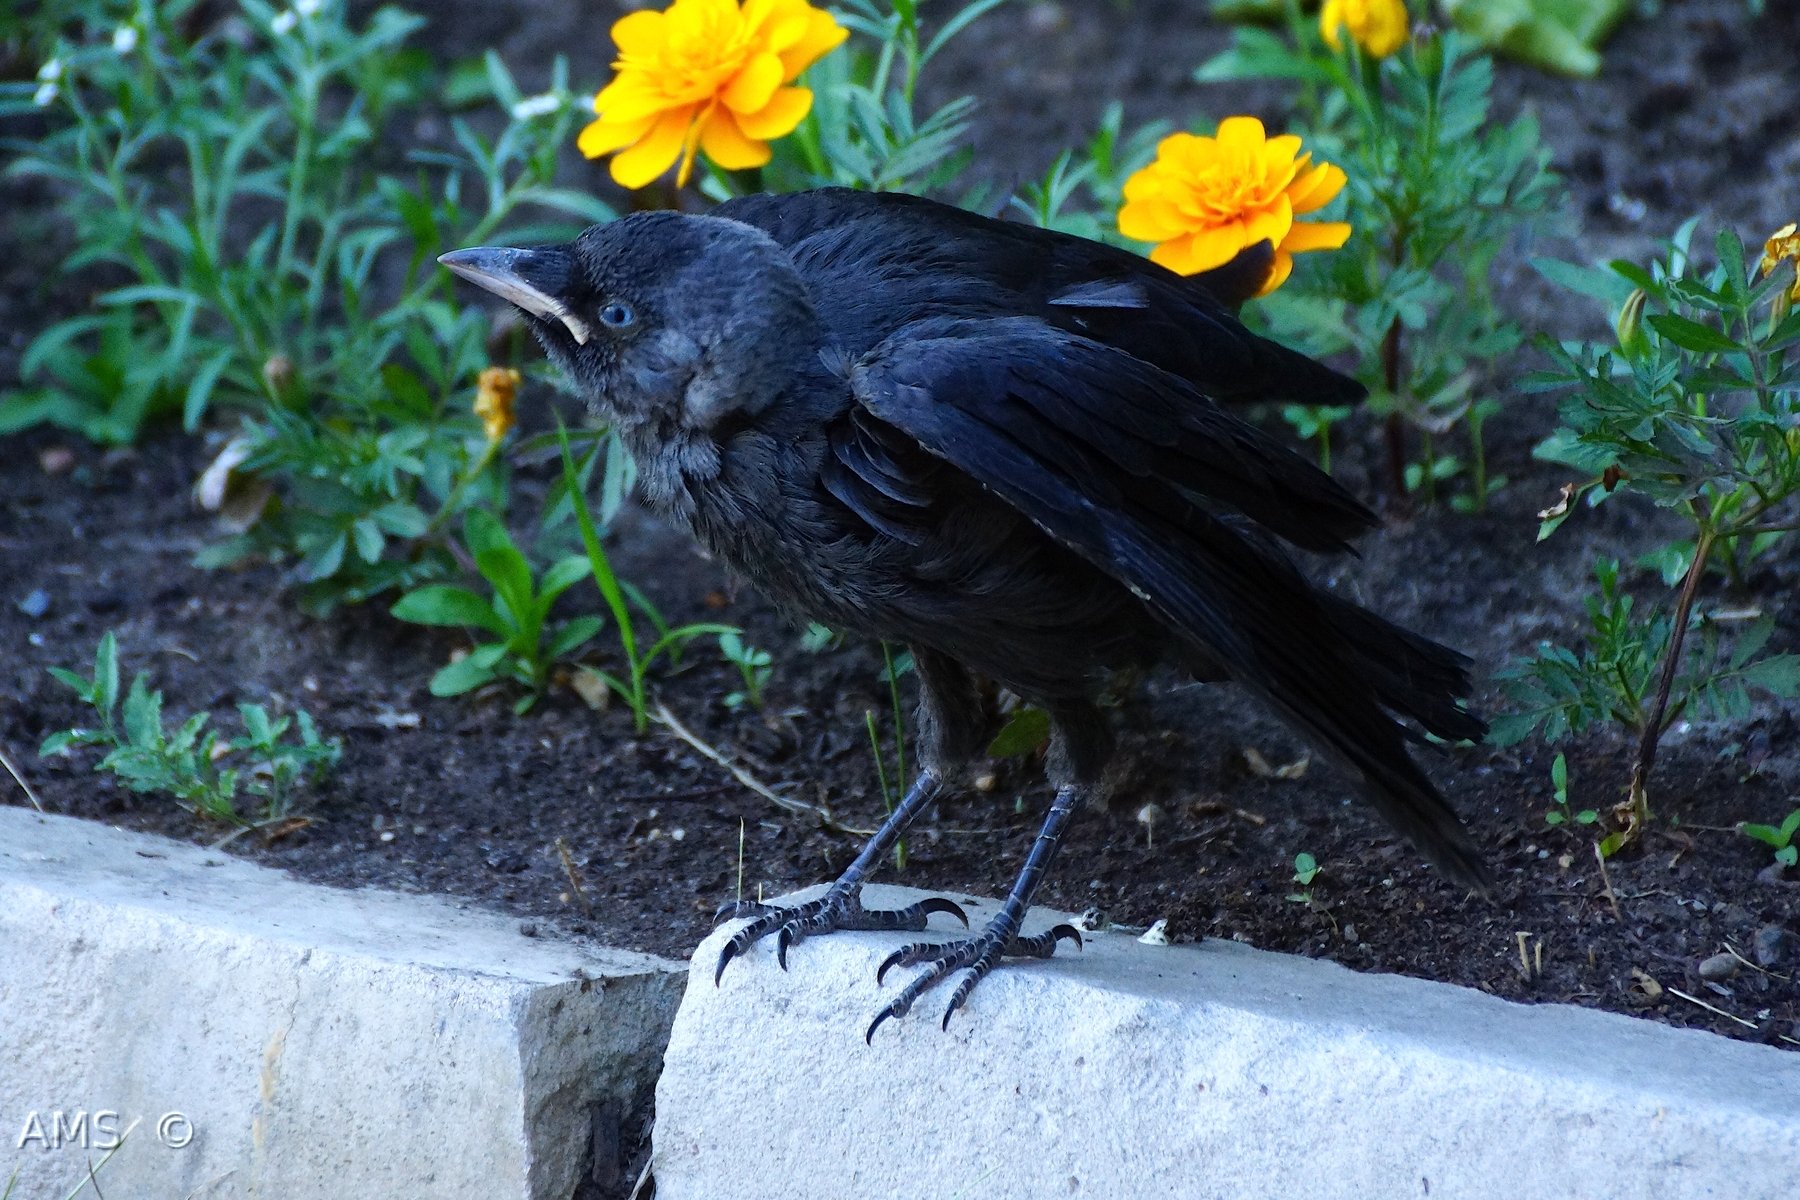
[
  {"xmin": 713, "ymin": 887, "xmax": 968, "ymax": 984},
  {"xmin": 866, "ymin": 918, "xmax": 1082, "ymax": 1041}
]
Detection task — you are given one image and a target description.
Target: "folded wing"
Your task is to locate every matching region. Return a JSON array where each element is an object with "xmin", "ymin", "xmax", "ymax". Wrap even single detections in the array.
[{"xmin": 844, "ymin": 316, "xmax": 1491, "ymax": 890}]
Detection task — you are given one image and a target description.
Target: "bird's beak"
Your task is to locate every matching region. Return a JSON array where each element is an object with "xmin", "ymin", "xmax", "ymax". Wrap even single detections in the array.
[{"xmin": 438, "ymin": 246, "xmax": 592, "ymax": 346}]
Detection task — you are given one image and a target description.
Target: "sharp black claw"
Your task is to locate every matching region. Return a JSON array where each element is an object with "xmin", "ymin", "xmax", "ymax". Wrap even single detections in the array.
[
  {"xmin": 922, "ymin": 896, "xmax": 969, "ymax": 927},
  {"xmin": 712, "ymin": 899, "xmax": 763, "ymax": 926},
  {"xmin": 714, "ymin": 941, "xmax": 739, "ymax": 987},
  {"xmin": 1053, "ymin": 923, "xmax": 1083, "ymax": 951},
  {"xmin": 865, "ymin": 1009, "xmax": 894, "ymax": 1045},
  {"xmin": 876, "ymin": 947, "xmax": 907, "ymax": 986},
  {"xmin": 776, "ymin": 925, "xmax": 793, "ymax": 971}
]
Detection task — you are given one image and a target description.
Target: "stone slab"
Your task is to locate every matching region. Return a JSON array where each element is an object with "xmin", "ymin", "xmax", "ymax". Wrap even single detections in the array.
[
  {"xmin": 655, "ymin": 884, "xmax": 1800, "ymax": 1200},
  {"xmin": 0, "ymin": 808, "xmax": 685, "ymax": 1200}
]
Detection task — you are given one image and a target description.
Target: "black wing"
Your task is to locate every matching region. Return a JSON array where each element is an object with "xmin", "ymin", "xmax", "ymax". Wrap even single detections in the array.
[
  {"xmin": 845, "ymin": 316, "xmax": 1490, "ymax": 891},
  {"xmin": 716, "ymin": 188, "xmax": 1365, "ymax": 410}
]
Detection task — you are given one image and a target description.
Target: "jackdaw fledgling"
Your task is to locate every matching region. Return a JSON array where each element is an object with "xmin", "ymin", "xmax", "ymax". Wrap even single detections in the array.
[{"xmin": 442, "ymin": 187, "xmax": 1489, "ymax": 1038}]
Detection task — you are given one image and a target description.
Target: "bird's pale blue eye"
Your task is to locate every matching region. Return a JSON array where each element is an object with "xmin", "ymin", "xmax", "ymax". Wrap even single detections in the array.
[{"xmin": 599, "ymin": 301, "xmax": 635, "ymax": 329}]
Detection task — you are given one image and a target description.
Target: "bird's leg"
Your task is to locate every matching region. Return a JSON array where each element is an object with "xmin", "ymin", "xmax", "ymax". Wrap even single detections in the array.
[
  {"xmin": 713, "ymin": 769, "xmax": 966, "ymax": 983},
  {"xmin": 865, "ymin": 702, "xmax": 1111, "ymax": 1040},
  {"xmin": 713, "ymin": 648, "xmax": 985, "ymax": 984}
]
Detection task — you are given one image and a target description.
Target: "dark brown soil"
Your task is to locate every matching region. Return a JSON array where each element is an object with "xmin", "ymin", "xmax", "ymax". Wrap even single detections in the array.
[{"xmin": 4, "ymin": 0, "xmax": 1798, "ymax": 1057}]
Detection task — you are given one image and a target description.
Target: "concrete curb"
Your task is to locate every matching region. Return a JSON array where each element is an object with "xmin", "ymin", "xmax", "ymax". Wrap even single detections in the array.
[
  {"xmin": 0, "ymin": 808, "xmax": 685, "ymax": 1200},
  {"xmin": 655, "ymin": 885, "xmax": 1800, "ymax": 1200}
]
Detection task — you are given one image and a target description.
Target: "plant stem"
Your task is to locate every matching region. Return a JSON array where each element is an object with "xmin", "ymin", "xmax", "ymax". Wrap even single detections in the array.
[
  {"xmin": 424, "ymin": 436, "xmax": 501, "ymax": 539},
  {"xmin": 1380, "ymin": 317, "xmax": 1408, "ymax": 501},
  {"xmin": 1624, "ymin": 523, "xmax": 1717, "ymax": 835}
]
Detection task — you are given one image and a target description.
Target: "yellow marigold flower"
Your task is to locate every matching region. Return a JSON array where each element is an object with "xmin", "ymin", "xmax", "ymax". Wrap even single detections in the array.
[
  {"xmin": 1320, "ymin": 0, "xmax": 1410, "ymax": 59},
  {"xmin": 577, "ymin": 0, "xmax": 847, "ymax": 190},
  {"xmin": 474, "ymin": 367, "xmax": 520, "ymax": 442},
  {"xmin": 1117, "ymin": 116, "xmax": 1351, "ymax": 297},
  {"xmin": 1759, "ymin": 221, "xmax": 1800, "ymax": 303}
]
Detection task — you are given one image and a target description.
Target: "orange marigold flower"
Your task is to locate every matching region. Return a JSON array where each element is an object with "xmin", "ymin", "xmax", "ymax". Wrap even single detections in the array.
[
  {"xmin": 1117, "ymin": 116, "xmax": 1351, "ymax": 297},
  {"xmin": 1320, "ymin": 0, "xmax": 1410, "ymax": 59},
  {"xmin": 474, "ymin": 367, "xmax": 521, "ymax": 442},
  {"xmin": 1759, "ymin": 221, "xmax": 1800, "ymax": 303},
  {"xmin": 577, "ymin": 0, "xmax": 847, "ymax": 190}
]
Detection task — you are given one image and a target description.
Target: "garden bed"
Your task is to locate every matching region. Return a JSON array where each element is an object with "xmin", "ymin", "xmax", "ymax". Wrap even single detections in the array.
[{"xmin": 3, "ymin": 0, "xmax": 1797, "ymax": 1056}]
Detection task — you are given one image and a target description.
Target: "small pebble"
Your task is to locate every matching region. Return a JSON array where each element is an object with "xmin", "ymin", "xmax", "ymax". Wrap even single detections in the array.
[
  {"xmin": 17, "ymin": 589, "xmax": 50, "ymax": 618},
  {"xmin": 1076, "ymin": 906, "xmax": 1110, "ymax": 933},
  {"xmin": 1137, "ymin": 919, "xmax": 1169, "ymax": 946},
  {"xmin": 1341, "ymin": 923, "xmax": 1358, "ymax": 943},
  {"xmin": 379, "ymin": 830, "xmax": 395, "ymax": 843},
  {"xmin": 520, "ymin": 921, "xmax": 540, "ymax": 938},
  {"xmin": 1696, "ymin": 952, "xmax": 1740, "ymax": 982},
  {"xmin": 1752, "ymin": 925, "xmax": 1790, "ymax": 968}
]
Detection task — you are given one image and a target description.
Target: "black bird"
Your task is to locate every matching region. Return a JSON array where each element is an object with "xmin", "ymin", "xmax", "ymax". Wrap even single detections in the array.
[{"xmin": 441, "ymin": 188, "xmax": 1490, "ymax": 1039}]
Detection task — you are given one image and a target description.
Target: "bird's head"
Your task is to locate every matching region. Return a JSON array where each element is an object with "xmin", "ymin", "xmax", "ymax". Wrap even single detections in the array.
[{"xmin": 440, "ymin": 211, "xmax": 819, "ymax": 435}]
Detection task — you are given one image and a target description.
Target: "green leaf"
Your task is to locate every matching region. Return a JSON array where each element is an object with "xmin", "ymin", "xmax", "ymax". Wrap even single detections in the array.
[
  {"xmin": 39, "ymin": 730, "xmax": 82, "ymax": 756},
  {"xmin": 463, "ymin": 507, "xmax": 514, "ymax": 561},
  {"xmin": 1740, "ymin": 822, "xmax": 1785, "ymax": 848},
  {"xmin": 1531, "ymin": 256, "xmax": 1633, "ymax": 304},
  {"xmin": 47, "ymin": 667, "xmax": 93, "ymax": 702},
  {"xmin": 95, "ymin": 632, "xmax": 119, "ymax": 719},
  {"xmin": 468, "ymin": 643, "xmax": 511, "ymax": 668},
  {"xmin": 98, "ymin": 283, "xmax": 205, "ymax": 307},
  {"xmin": 1194, "ymin": 27, "xmax": 1325, "ymax": 84},
  {"xmin": 429, "ymin": 655, "xmax": 500, "ymax": 696},
  {"xmin": 238, "ymin": 703, "xmax": 274, "ymax": 746},
  {"xmin": 381, "ymin": 364, "xmax": 434, "ymax": 417},
  {"xmin": 474, "ymin": 546, "xmax": 535, "ymax": 619},
  {"xmin": 391, "ymin": 586, "xmax": 509, "ymax": 634},
  {"xmin": 1646, "ymin": 313, "xmax": 1741, "ymax": 354},
  {"xmin": 1293, "ymin": 852, "xmax": 1320, "ymax": 885},
  {"xmin": 987, "ymin": 706, "xmax": 1050, "ymax": 757},
  {"xmin": 304, "ymin": 533, "xmax": 347, "ymax": 583},
  {"xmin": 121, "ymin": 674, "xmax": 163, "ymax": 748},
  {"xmin": 548, "ymin": 616, "xmax": 604, "ymax": 659},
  {"xmin": 1735, "ymin": 654, "xmax": 1800, "ymax": 698},
  {"xmin": 183, "ymin": 347, "xmax": 234, "ymax": 431},
  {"xmin": 370, "ymin": 502, "xmax": 430, "ymax": 538},
  {"xmin": 351, "ymin": 518, "xmax": 385, "ymax": 565},
  {"xmin": 1485, "ymin": 711, "xmax": 1543, "ymax": 747},
  {"xmin": 538, "ymin": 555, "xmax": 592, "ymax": 602}
]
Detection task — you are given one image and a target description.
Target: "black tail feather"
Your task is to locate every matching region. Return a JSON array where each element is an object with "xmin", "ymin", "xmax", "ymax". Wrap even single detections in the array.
[{"xmin": 1319, "ymin": 593, "xmax": 1487, "ymax": 744}]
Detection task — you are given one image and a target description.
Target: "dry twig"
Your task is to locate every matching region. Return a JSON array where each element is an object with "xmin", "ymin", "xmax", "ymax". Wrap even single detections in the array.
[
  {"xmin": 654, "ymin": 700, "xmax": 869, "ymax": 836},
  {"xmin": 554, "ymin": 837, "xmax": 592, "ymax": 915},
  {"xmin": 0, "ymin": 742, "xmax": 45, "ymax": 812},
  {"xmin": 1666, "ymin": 986, "xmax": 1757, "ymax": 1030},
  {"xmin": 1592, "ymin": 842, "xmax": 1624, "ymax": 921}
]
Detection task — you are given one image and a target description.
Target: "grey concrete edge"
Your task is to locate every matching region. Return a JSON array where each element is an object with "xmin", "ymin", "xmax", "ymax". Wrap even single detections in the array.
[{"xmin": 0, "ymin": 807, "xmax": 687, "ymax": 1200}]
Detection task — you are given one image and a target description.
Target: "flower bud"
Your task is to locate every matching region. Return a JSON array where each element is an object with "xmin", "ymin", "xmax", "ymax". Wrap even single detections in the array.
[
  {"xmin": 1615, "ymin": 288, "xmax": 1647, "ymax": 358},
  {"xmin": 1320, "ymin": 0, "xmax": 1411, "ymax": 59},
  {"xmin": 262, "ymin": 353, "xmax": 295, "ymax": 396},
  {"xmin": 474, "ymin": 366, "xmax": 521, "ymax": 442}
]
